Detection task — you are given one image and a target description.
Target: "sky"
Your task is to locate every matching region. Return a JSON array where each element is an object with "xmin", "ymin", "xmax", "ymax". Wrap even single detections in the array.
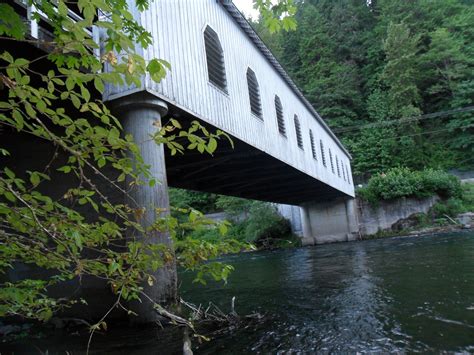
[{"xmin": 233, "ymin": 0, "xmax": 259, "ymax": 19}]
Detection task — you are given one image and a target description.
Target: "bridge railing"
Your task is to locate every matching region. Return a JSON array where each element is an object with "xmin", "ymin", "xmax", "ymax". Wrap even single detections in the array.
[{"xmin": 10, "ymin": 0, "xmax": 100, "ymax": 57}]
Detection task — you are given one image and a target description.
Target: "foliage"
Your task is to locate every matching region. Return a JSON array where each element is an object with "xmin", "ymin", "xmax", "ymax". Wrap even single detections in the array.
[
  {"xmin": 431, "ymin": 198, "xmax": 466, "ymax": 218},
  {"xmin": 169, "ymin": 188, "xmax": 217, "ymax": 215},
  {"xmin": 187, "ymin": 198, "xmax": 298, "ymax": 250},
  {"xmin": 357, "ymin": 167, "xmax": 462, "ymax": 204},
  {"xmin": 242, "ymin": 202, "xmax": 296, "ymax": 248},
  {"xmin": 253, "ymin": 0, "xmax": 297, "ymax": 33},
  {"xmin": 215, "ymin": 195, "xmax": 255, "ymax": 219},
  {"xmin": 430, "ymin": 183, "xmax": 474, "ymax": 217},
  {"xmin": 169, "ymin": 191, "xmax": 299, "ymax": 249}
]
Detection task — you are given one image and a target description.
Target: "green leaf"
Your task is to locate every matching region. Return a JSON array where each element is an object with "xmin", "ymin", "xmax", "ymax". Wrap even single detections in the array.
[
  {"xmin": 14, "ymin": 58, "xmax": 29, "ymax": 67},
  {"xmin": 71, "ymin": 95, "xmax": 81, "ymax": 109},
  {"xmin": 30, "ymin": 172, "xmax": 40, "ymax": 186},
  {"xmin": 66, "ymin": 77, "xmax": 75, "ymax": 91},
  {"xmin": 58, "ymin": 166, "xmax": 71, "ymax": 173},
  {"xmin": 81, "ymin": 85, "xmax": 91, "ymax": 102},
  {"xmin": 107, "ymin": 127, "xmax": 120, "ymax": 146},
  {"xmin": 97, "ymin": 158, "xmax": 106, "ymax": 168},
  {"xmin": 207, "ymin": 138, "xmax": 217, "ymax": 154},
  {"xmin": 4, "ymin": 167, "xmax": 15, "ymax": 179},
  {"xmin": 94, "ymin": 77, "xmax": 105, "ymax": 93},
  {"xmin": 4, "ymin": 191, "xmax": 16, "ymax": 202}
]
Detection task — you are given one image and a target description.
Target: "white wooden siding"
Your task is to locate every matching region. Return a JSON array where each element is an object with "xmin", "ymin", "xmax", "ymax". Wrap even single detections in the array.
[{"xmin": 105, "ymin": 0, "xmax": 355, "ymax": 197}]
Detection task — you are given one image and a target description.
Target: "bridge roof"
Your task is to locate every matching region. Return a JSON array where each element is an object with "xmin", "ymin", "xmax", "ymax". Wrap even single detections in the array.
[{"xmin": 219, "ymin": 0, "xmax": 351, "ymax": 159}]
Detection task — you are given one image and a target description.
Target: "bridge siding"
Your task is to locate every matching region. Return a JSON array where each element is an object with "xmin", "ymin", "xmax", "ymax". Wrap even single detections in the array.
[{"xmin": 105, "ymin": 0, "xmax": 354, "ymax": 198}]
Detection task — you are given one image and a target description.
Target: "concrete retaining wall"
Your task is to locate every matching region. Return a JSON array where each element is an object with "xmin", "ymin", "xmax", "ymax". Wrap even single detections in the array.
[
  {"xmin": 357, "ymin": 195, "xmax": 440, "ymax": 236},
  {"xmin": 277, "ymin": 204, "xmax": 303, "ymax": 236}
]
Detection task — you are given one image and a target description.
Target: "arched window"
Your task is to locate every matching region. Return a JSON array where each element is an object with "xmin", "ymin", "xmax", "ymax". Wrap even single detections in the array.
[
  {"xmin": 309, "ymin": 130, "xmax": 317, "ymax": 160},
  {"xmin": 329, "ymin": 148, "xmax": 335, "ymax": 173},
  {"xmin": 246, "ymin": 68, "xmax": 262, "ymax": 118},
  {"xmin": 346, "ymin": 164, "xmax": 352, "ymax": 184},
  {"xmin": 336, "ymin": 156, "xmax": 341, "ymax": 177},
  {"xmin": 275, "ymin": 95, "xmax": 286, "ymax": 136},
  {"xmin": 204, "ymin": 26, "xmax": 227, "ymax": 91},
  {"xmin": 294, "ymin": 115, "xmax": 303, "ymax": 149},
  {"xmin": 320, "ymin": 140, "xmax": 326, "ymax": 167}
]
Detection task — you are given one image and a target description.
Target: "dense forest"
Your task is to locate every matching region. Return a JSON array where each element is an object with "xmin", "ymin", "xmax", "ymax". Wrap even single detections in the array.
[{"xmin": 252, "ymin": 0, "xmax": 474, "ymax": 179}]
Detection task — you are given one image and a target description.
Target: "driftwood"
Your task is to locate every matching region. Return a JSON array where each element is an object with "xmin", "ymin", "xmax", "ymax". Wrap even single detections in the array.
[
  {"xmin": 183, "ymin": 327, "xmax": 193, "ymax": 355},
  {"xmin": 179, "ymin": 297, "xmax": 265, "ymax": 337},
  {"xmin": 443, "ymin": 214, "xmax": 460, "ymax": 225}
]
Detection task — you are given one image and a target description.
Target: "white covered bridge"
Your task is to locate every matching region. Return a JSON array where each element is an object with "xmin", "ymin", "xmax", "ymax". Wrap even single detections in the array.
[
  {"xmin": 3, "ymin": 0, "xmax": 361, "ymax": 323},
  {"xmin": 104, "ymin": 0, "xmax": 359, "ymax": 246}
]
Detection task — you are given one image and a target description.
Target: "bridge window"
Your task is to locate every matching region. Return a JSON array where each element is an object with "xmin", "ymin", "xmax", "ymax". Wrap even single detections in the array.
[
  {"xmin": 342, "ymin": 161, "xmax": 346, "ymax": 181},
  {"xmin": 336, "ymin": 156, "xmax": 341, "ymax": 177},
  {"xmin": 204, "ymin": 26, "xmax": 227, "ymax": 92},
  {"xmin": 329, "ymin": 149, "xmax": 335, "ymax": 173},
  {"xmin": 294, "ymin": 115, "xmax": 303, "ymax": 149},
  {"xmin": 309, "ymin": 130, "xmax": 317, "ymax": 160},
  {"xmin": 320, "ymin": 140, "xmax": 326, "ymax": 167},
  {"xmin": 275, "ymin": 95, "xmax": 286, "ymax": 136},
  {"xmin": 246, "ymin": 68, "xmax": 263, "ymax": 119},
  {"xmin": 346, "ymin": 164, "xmax": 352, "ymax": 184}
]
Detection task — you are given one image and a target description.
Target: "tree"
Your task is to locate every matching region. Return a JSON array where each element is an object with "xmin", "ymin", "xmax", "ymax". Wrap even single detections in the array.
[{"xmin": 262, "ymin": 0, "xmax": 474, "ymax": 176}]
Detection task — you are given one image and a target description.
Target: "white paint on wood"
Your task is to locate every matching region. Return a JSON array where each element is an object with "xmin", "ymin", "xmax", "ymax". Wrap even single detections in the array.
[{"xmin": 105, "ymin": 0, "xmax": 355, "ymax": 197}]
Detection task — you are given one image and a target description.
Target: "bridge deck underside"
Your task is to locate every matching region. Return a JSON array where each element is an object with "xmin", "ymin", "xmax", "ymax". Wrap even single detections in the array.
[{"xmin": 165, "ymin": 107, "xmax": 348, "ymax": 205}]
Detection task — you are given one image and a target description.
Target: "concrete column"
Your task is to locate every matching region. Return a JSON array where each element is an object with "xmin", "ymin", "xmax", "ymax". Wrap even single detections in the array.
[
  {"xmin": 299, "ymin": 197, "xmax": 360, "ymax": 245},
  {"xmin": 345, "ymin": 198, "xmax": 359, "ymax": 241},
  {"xmin": 300, "ymin": 205, "xmax": 315, "ymax": 246},
  {"xmin": 111, "ymin": 93, "xmax": 177, "ymax": 323}
]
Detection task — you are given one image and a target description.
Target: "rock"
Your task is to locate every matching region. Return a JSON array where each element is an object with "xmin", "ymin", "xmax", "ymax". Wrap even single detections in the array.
[
  {"xmin": 457, "ymin": 212, "xmax": 474, "ymax": 226},
  {"xmin": 462, "ymin": 224, "xmax": 471, "ymax": 229},
  {"xmin": 391, "ymin": 213, "xmax": 425, "ymax": 231}
]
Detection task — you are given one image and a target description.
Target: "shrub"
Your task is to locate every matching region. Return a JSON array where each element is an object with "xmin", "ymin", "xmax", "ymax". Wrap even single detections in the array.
[
  {"xmin": 419, "ymin": 169, "xmax": 462, "ymax": 199},
  {"xmin": 244, "ymin": 203, "xmax": 293, "ymax": 244},
  {"xmin": 169, "ymin": 188, "xmax": 218, "ymax": 214},
  {"xmin": 357, "ymin": 167, "xmax": 462, "ymax": 205},
  {"xmin": 184, "ymin": 201, "xmax": 297, "ymax": 249},
  {"xmin": 431, "ymin": 198, "xmax": 465, "ymax": 217}
]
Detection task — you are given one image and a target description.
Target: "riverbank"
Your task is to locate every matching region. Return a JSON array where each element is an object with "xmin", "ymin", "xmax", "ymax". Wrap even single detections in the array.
[
  {"xmin": 356, "ymin": 176, "xmax": 473, "ymax": 241},
  {"xmin": 361, "ymin": 223, "xmax": 473, "ymax": 240}
]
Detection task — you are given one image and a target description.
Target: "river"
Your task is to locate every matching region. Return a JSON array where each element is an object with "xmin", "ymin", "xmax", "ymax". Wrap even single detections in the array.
[{"xmin": 4, "ymin": 231, "xmax": 474, "ymax": 353}]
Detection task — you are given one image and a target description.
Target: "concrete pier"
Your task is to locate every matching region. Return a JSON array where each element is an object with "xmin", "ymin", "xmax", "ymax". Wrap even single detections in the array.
[
  {"xmin": 110, "ymin": 93, "xmax": 177, "ymax": 323},
  {"xmin": 300, "ymin": 198, "xmax": 359, "ymax": 245}
]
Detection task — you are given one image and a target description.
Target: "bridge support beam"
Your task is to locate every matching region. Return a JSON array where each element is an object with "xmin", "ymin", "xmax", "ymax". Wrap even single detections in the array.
[
  {"xmin": 111, "ymin": 93, "xmax": 177, "ymax": 323},
  {"xmin": 300, "ymin": 197, "xmax": 359, "ymax": 245}
]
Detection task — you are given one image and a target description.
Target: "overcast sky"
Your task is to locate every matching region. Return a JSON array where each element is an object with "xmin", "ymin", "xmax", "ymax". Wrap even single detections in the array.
[{"xmin": 233, "ymin": 0, "xmax": 259, "ymax": 19}]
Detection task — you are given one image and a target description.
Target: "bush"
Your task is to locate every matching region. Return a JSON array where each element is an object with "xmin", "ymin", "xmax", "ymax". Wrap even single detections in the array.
[
  {"xmin": 419, "ymin": 169, "xmax": 462, "ymax": 199},
  {"xmin": 357, "ymin": 167, "xmax": 462, "ymax": 205},
  {"xmin": 244, "ymin": 203, "xmax": 293, "ymax": 245},
  {"xmin": 431, "ymin": 198, "xmax": 466, "ymax": 217},
  {"xmin": 169, "ymin": 188, "xmax": 218, "ymax": 214},
  {"xmin": 184, "ymin": 201, "xmax": 298, "ymax": 250}
]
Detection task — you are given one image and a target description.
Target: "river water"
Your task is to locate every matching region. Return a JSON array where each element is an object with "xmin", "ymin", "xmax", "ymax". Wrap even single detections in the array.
[
  {"xmin": 178, "ymin": 231, "xmax": 474, "ymax": 353},
  {"xmin": 4, "ymin": 231, "xmax": 474, "ymax": 353}
]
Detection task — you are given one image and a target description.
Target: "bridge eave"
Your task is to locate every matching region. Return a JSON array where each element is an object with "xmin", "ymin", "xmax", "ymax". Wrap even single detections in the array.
[{"xmin": 219, "ymin": 0, "xmax": 352, "ymax": 160}]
